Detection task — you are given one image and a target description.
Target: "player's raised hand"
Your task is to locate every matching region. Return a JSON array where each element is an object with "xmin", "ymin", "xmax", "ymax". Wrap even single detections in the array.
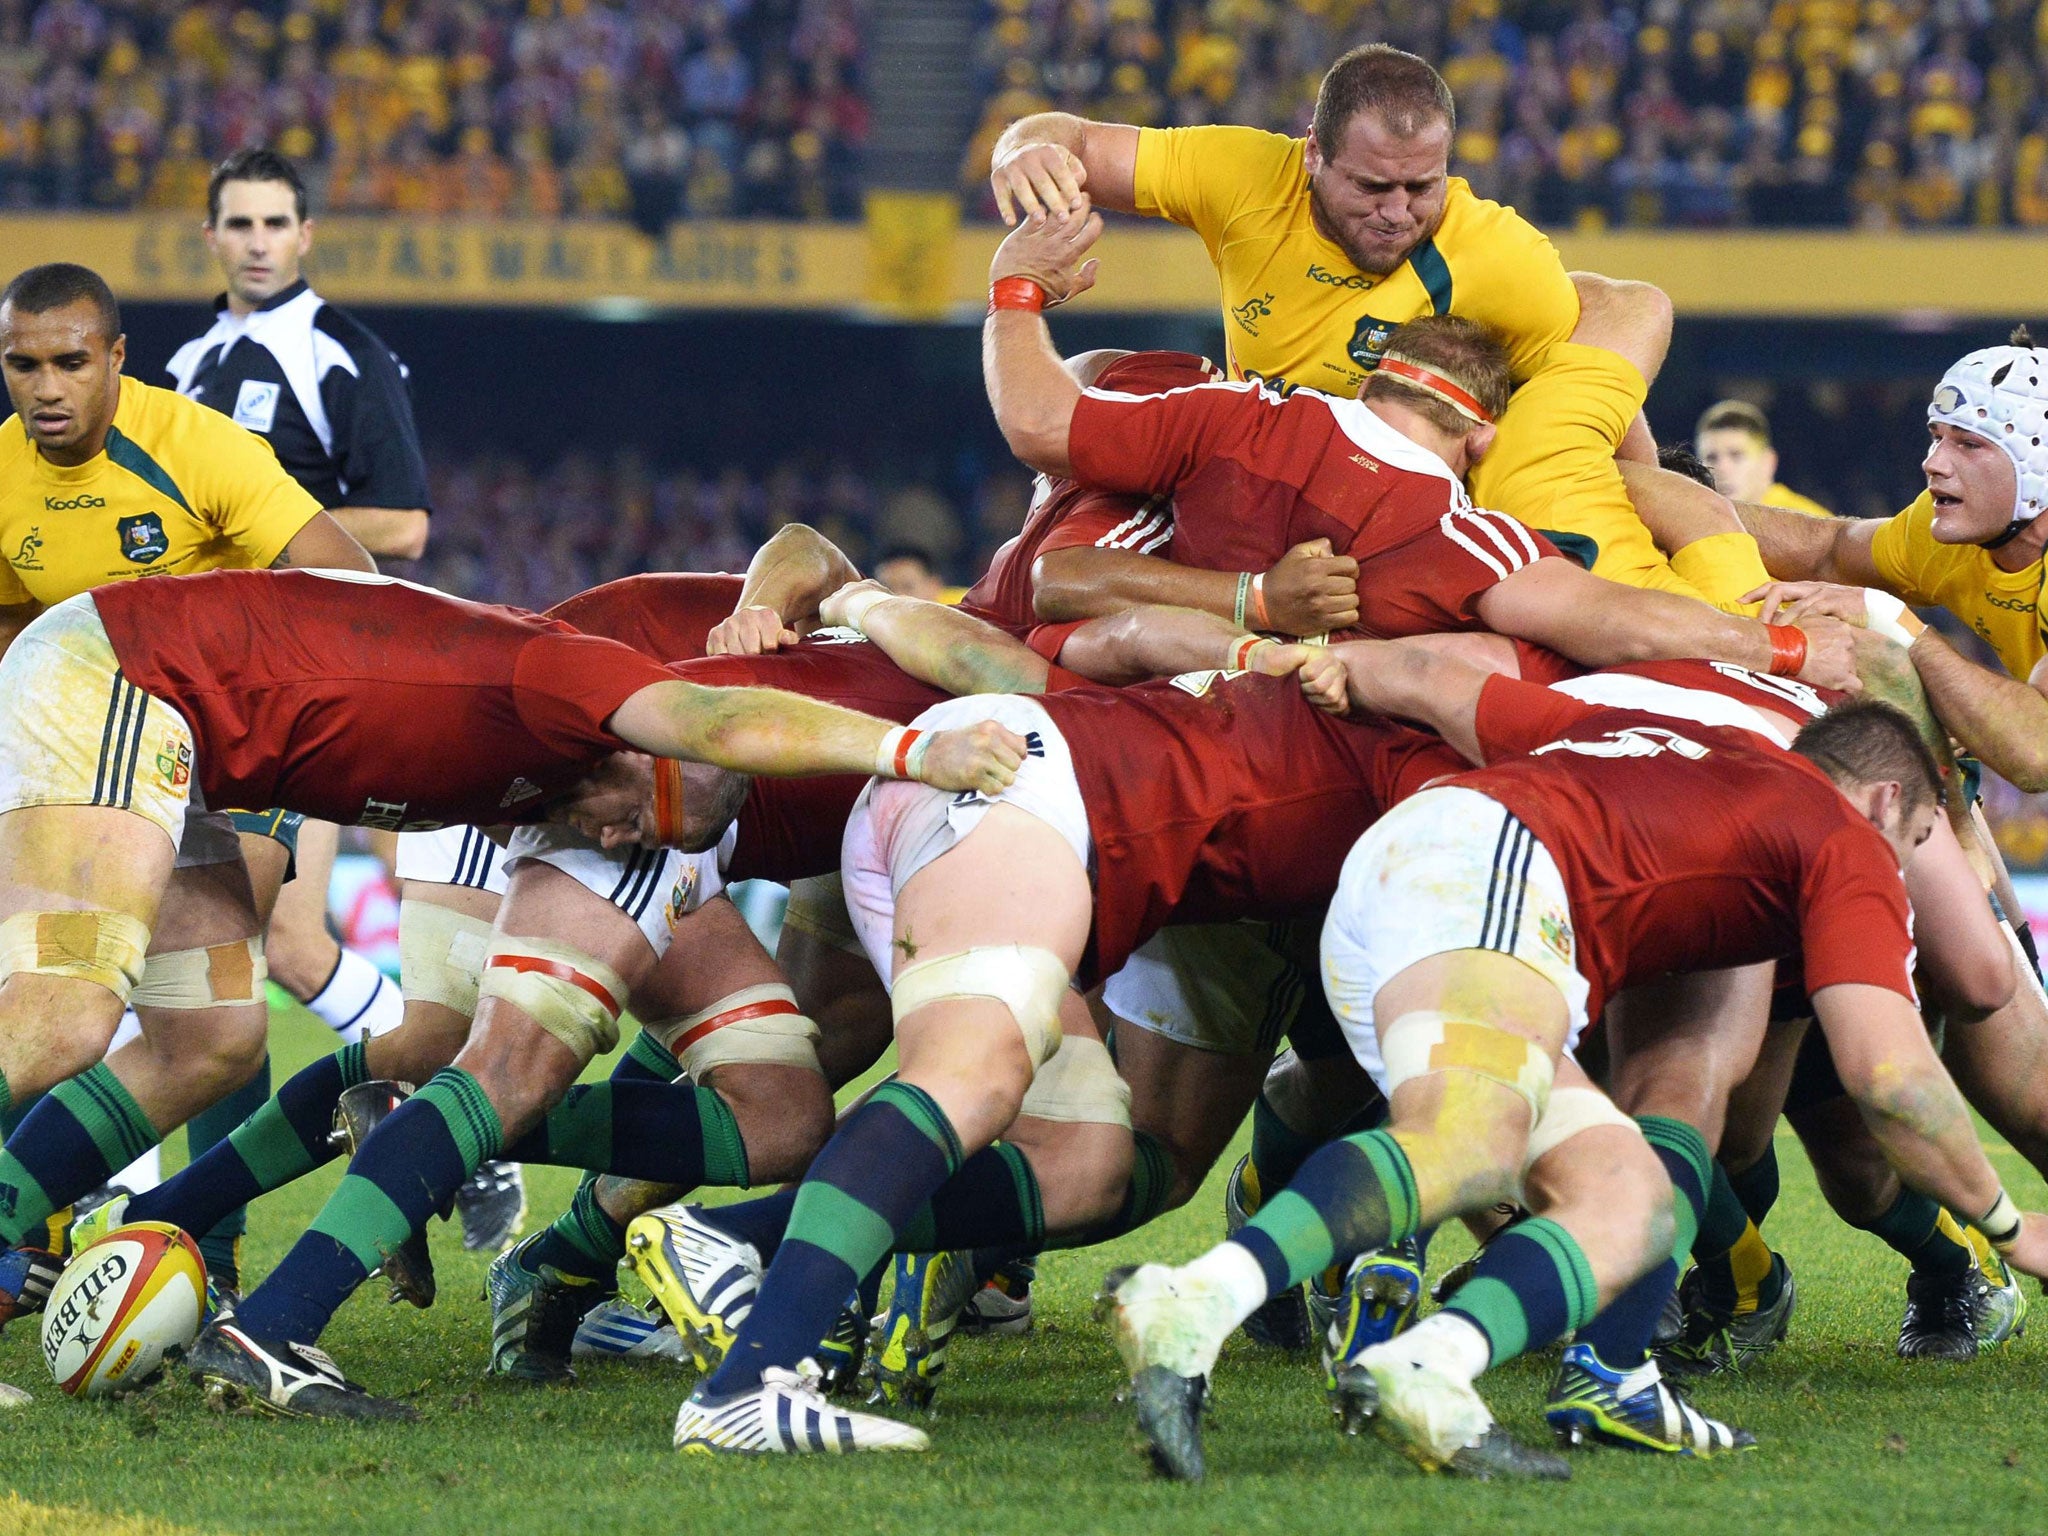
[
  {"xmin": 992, "ymin": 141, "xmax": 1088, "ymax": 226},
  {"xmin": 707, "ymin": 603, "xmax": 798, "ymax": 656},
  {"xmin": 916, "ymin": 721, "xmax": 1030, "ymax": 794},
  {"xmin": 1262, "ymin": 539, "xmax": 1360, "ymax": 636},
  {"xmin": 1746, "ymin": 580, "xmax": 1868, "ymax": 628},
  {"xmin": 1791, "ymin": 614, "xmax": 1862, "ymax": 693},
  {"xmin": 1241, "ymin": 639, "xmax": 1350, "ymax": 714},
  {"xmin": 990, "ymin": 206, "xmax": 1103, "ymax": 308}
]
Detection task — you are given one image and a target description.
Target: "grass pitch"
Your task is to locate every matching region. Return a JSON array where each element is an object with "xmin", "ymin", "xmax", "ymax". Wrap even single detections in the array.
[{"xmin": 3, "ymin": 1003, "xmax": 2045, "ymax": 1536}]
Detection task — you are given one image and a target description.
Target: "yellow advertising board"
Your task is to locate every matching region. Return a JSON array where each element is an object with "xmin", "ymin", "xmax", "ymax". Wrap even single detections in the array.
[{"xmin": 1, "ymin": 212, "xmax": 2041, "ymax": 319}]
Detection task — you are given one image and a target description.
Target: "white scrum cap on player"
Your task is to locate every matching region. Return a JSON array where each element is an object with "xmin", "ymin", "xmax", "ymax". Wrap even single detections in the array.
[{"xmin": 1928, "ymin": 335, "xmax": 2048, "ymax": 532}]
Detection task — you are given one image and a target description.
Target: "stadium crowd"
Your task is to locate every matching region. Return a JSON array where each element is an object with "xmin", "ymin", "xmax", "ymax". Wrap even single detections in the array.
[
  {"xmin": 0, "ymin": 0, "xmax": 868, "ymax": 222},
  {"xmin": 964, "ymin": 0, "xmax": 2048, "ymax": 228}
]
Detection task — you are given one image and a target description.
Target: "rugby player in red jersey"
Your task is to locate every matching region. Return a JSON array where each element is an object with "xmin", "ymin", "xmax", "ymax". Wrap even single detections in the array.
[
  {"xmin": 1106, "ymin": 649, "xmax": 2048, "ymax": 1481},
  {"xmin": 979, "ymin": 210, "xmax": 1856, "ymax": 691}
]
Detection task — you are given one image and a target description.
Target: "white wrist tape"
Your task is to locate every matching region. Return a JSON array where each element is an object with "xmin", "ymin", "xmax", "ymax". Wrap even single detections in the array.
[
  {"xmin": 1863, "ymin": 589, "xmax": 1927, "ymax": 648},
  {"xmin": 838, "ymin": 588, "xmax": 898, "ymax": 636}
]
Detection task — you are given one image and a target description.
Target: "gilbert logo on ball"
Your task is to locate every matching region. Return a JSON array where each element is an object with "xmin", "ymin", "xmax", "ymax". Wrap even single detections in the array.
[{"xmin": 42, "ymin": 1222, "xmax": 205, "ymax": 1397}]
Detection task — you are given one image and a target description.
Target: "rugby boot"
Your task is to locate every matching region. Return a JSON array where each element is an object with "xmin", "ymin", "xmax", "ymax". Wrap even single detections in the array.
[
  {"xmin": 571, "ymin": 1298, "xmax": 688, "ymax": 1363},
  {"xmin": 1545, "ymin": 1343, "xmax": 1756, "ymax": 1455},
  {"xmin": 624, "ymin": 1205, "xmax": 761, "ymax": 1373},
  {"xmin": 1097, "ymin": 1264, "xmax": 1234, "ymax": 1482},
  {"xmin": 865, "ymin": 1251, "xmax": 978, "ymax": 1410},
  {"xmin": 1223, "ymin": 1156, "xmax": 1312, "ymax": 1352},
  {"xmin": 188, "ymin": 1319, "xmax": 419, "ymax": 1423},
  {"xmin": 959, "ymin": 1256, "xmax": 1035, "ymax": 1336},
  {"xmin": 674, "ymin": 1360, "xmax": 929, "ymax": 1454},
  {"xmin": 1348, "ymin": 1338, "xmax": 1570, "ymax": 1481},
  {"xmin": 331, "ymin": 1081, "xmax": 434, "ymax": 1308},
  {"xmin": 454, "ymin": 1160, "xmax": 526, "ymax": 1253},
  {"xmin": 65, "ymin": 1191, "xmax": 131, "ymax": 1253},
  {"xmin": 1658, "ymin": 1255, "xmax": 1795, "ymax": 1376},
  {"xmin": 0, "ymin": 1246, "xmax": 60, "ymax": 1331},
  {"xmin": 815, "ymin": 1292, "xmax": 868, "ymax": 1396},
  {"xmin": 1962, "ymin": 1225, "xmax": 2028, "ymax": 1353},
  {"xmin": 1323, "ymin": 1239, "xmax": 1426, "ymax": 1432},
  {"xmin": 486, "ymin": 1235, "xmax": 610, "ymax": 1383}
]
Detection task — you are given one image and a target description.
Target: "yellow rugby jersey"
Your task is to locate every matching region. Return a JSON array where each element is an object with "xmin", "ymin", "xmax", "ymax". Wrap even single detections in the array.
[
  {"xmin": 1871, "ymin": 491, "xmax": 2048, "ymax": 679},
  {"xmin": 1762, "ymin": 482, "xmax": 1834, "ymax": 519},
  {"xmin": 1132, "ymin": 124, "xmax": 1579, "ymax": 396},
  {"xmin": 0, "ymin": 376, "xmax": 321, "ymax": 607}
]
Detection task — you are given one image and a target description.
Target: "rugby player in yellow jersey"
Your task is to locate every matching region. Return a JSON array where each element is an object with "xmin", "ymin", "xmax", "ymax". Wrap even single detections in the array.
[
  {"xmin": 1696, "ymin": 400, "xmax": 1834, "ymax": 518},
  {"xmin": 987, "ymin": 43, "xmax": 1774, "ymax": 613},
  {"xmin": 1732, "ymin": 328, "xmax": 2048, "ymax": 1360},
  {"xmin": 0, "ymin": 261, "xmax": 373, "ymax": 1337}
]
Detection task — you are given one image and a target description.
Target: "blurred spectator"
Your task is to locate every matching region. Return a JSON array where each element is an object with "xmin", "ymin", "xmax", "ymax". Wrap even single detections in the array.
[
  {"xmin": 964, "ymin": 0, "xmax": 2048, "ymax": 227},
  {"xmin": 873, "ymin": 545, "xmax": 956, "ymax": 601},
  {"xmin": 1, "ymin": 0, "xmax": 868, "ymax": 221}
]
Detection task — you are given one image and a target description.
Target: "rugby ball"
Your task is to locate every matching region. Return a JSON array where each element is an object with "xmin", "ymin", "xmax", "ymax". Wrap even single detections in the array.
[{"xmin": 41, "ymin": 1222, "xmax": 205, "ymax": 1397}]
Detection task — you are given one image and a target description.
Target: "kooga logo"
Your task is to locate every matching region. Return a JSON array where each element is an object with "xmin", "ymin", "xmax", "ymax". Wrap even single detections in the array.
[{"xmin": 45, "ymin": 494, "xmax": 107, "ymax": 510}]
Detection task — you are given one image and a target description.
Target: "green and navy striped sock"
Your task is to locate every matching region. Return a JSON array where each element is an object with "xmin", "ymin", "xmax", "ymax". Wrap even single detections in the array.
[
  {"xmin": 1444, "ymin": 1216, "xmax": 1601, "ymax": 1367},
  {"xmin": 0, "ymin": 1063, "xmax": 159, "ymax": 1246},
  {"xmin": 1228, "ymin": 1128, "xmax": 1419, "ymax": 1298},
  {"xmin": 702, "ymin": 1080, "xmax": 962, "ymax": 1396},
  {"xmin": 1573, "ymin": 1115, "xmax": 1710, "ymax": 1369},
  {"xmin": 232, "ymin": 1067, "xmax": 501, "ymax": 1345}
]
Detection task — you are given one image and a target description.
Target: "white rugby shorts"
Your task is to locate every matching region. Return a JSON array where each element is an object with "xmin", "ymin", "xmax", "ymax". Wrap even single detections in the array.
[
  {"xmin": 841, "ymin": 694, "xmax": 1091, "ymax": 983},
  {"xmin": 395, "ymin": 824, "xmax": 512, "ymax": 896},
  {"xmin": 1321, "ymin": 785, "xmax": 1591, "ymax": 1092},
  {"xmin": 1104, "ymin": 919, "xmax": 1320, "ymax": 1057},
  {"xmin": 503, "ymin": 820, "xmax": 735, "ymax": 957}
]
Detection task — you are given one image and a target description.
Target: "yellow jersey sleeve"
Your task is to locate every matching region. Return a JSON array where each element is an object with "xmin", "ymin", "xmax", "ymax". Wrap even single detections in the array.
[
  {"xmin": 1132, "ymin": 125, "xmax": 1301, "ymax": 256},
  {"xmin": 1868, "ymin": 493, "xmax": 1946, "ymax": 608},
  {"xmin": 183, "ymin": 403, "xmax": 323, "ymax": 567},
  {"xmin": 1435, "ymin": 192, "xmax": 1579, "ymax": 381}
]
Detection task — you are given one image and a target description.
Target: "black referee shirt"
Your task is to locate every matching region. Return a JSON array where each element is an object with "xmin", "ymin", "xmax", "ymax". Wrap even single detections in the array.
[{"xmin": 166, "ymin": 279, "xmax": 430, "ymax": 512}]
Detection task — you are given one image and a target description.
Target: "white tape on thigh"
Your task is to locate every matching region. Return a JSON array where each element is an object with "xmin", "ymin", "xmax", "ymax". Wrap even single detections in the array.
[
  {"xmin": 0, "ymin": 910, "xmax": 151, "ymax": 1002},
  {"xmin": 890, "ymin": 945, "xmax": 1070, "ymax": 1067},
  {"xmin": 1378, "ymin": 1010, "xmax": 1555, "ymax": 1117},
  {"xmin": 1524, "ymin": 1086, "xmax": 1639, "ymax": 1167},
  {"xmin": 398, "ymin": 900, "xmax": 495, "ymax": 1016},
  {"xmin": 1017, "ymin": 1033, "xmax": 1132, "ymax": 1127},
  {"xmin": 649, "ymin": 982, "xmax": 822, "ymax": 1078},
  {"xmin": 476, "ymin": 937, "xmax": 629, "ymax": 1064},
  {"xmin": 130, "ymin": 937, "xmax": 268, "ymax": 1009}
]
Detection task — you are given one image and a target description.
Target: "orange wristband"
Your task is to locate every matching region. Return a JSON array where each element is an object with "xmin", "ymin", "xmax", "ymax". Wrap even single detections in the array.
[
  {"xmin": 1249, "ymin": 572, "xmax": 1271, "ymax": 631},
  {"xmin": 1766, "ymin": 624, "xmax": 1807, "ymax": 677},
  {"xmin": 988, "ymin": 277, "xmax": 1048, "ymax": 314},
  {"xmin": 651, "ymin": 757, "xmax": 687, "ymax": 846}
]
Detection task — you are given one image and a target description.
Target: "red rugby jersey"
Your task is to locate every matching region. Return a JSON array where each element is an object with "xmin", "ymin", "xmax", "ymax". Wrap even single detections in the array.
[
  {"xmin": 675, "ymin": 636, "xmax": 949, "ymax": 884},
  {"xmin": 546, "ymin": 572, "xmax": 745, "ymax": 661},
  {"xmin": 93, "ymin": 570, "xmax": 672, "ymax": 829},
  {"xmin": 1066, "ymin": 380, "xmax": 1559, "ymax": 638},
  {"xmin": 1032, "ymin": 669, "xmax": 1441, "ymax": 984},
  {"xmin": 960, "ymin": 352, "xmax": 1220, "ymax": 658},
  {"xmin": 1455, "ymin": 676, "xmax": 1916, "ymax": 1019}
]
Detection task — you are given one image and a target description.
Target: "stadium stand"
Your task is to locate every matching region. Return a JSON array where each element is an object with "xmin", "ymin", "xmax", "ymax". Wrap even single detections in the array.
[
  {"xmin": 0, "ymin": 0, "xmax": 869, "ymax": 222},
  {"xmin": 962, "ymin": 0, "xmax": 2048, "ymax": 229}
]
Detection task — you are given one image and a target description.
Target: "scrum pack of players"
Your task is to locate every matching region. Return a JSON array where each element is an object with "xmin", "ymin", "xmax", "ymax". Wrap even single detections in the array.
[{"xmin": 7, "ymin": 42, "xmax": 2048, "ymax": 1483}]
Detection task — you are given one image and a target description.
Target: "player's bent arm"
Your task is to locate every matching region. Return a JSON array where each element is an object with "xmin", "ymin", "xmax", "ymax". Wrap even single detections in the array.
[
  {"xmin": 1057, "ymin": 603, "xmax": 1262, "ymax": 685},
  {"xmin": 989, "ymin": 113, "xmax": 1141, "ymax": 222},
  {"xmin": 1476, "ymin": 558, "xmax": 1857, "ymax": 690},
  {"xmin": 711, "ymin": 522, "xmax": 864, "ymax": 654},
  {"xmin": 1905, "ymin": 630, "xmax": 2048, "ymax": 791},
  {"xmin": 825, "ymin": 581, "xmax": 1051, "ymax": 695},
  {"xmin": 329, "ymin": 507, "xmax": 428, "ymax": 561},
  {"xmin": 0, "ymin": 598, "xmax": 42, "ymax": 662},
  {"xmin": 607, "ymin": 678, "xmax": 1028, "ymax": 794},
  {"xmin": 1618, "ymin": 461, "xmax": 1751, "ymax": 552},
  {"xmin": 987, "ymin": 310, "xmax": 1083, "ymax": 476},
  {"xmin": 1735, "ymin": 499, "xmax": 1883, "ymax": 586},
  {"xmin": 272, "ymin": 510, "xmax": 378, "ymax": 573},
  {"xmin": 1815, "ymin": 982, "xmax": 2010, "ymax": 1229},
  {"xmin": 1033, "ymin": 545, "xmax": 1242, "ymax": 623}
]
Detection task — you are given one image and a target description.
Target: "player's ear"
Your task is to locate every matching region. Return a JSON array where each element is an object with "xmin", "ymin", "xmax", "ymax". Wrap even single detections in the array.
[
  {"xmin": 1465, "ymin": 420, "xmax": 1497, "ymax": 465},
  {"xmin": 298, "ymin": 216, "xmax": 315, "ymax": 256},
  {"xmin": 1304, "ymin": 127, "xmax": 1323, "ymax": 175},
  {"xmin": 108, "ymin": 332, "xmax": 126, "ymax": 373}
]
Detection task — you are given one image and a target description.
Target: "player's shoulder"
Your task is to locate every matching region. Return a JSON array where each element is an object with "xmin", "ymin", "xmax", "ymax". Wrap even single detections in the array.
[
  {"xmin": 0, "ymin": 414, "xmax": 27, "ymax": 471},
  {"xmin": 117, "ymin": 375, "xmax": 218, "ymax": 446},
  {"xmin": 1145, "ymin": 122, "xmax": 1301, "ymax": 176},
  {"xmin": 1432, "ymin": 179, "xmax": 1565, "ymax": 294},
  {"xmin": 311, "ymin": 298, "xmax": 407, "ymax": 377}
]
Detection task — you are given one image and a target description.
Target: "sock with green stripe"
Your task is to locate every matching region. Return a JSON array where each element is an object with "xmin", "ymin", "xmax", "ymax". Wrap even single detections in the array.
[
  {"xmin": 231, "ymin": 1068, "xmax": 502, "ymax": 1345},
  {"xmin": 1575, "ymin": 1115, "xmax": 1712, "ymax": 1370},
  {"xmin": 127, "ymin": 1042, "xmax": 370, "ymax": 1241},
  {"xmin": 182, "ymin": 1054, "xmax": 271, "ymax": 1288},
  {"xmin": 0, "ymin": 1063, "xmax": 160, "ymax": 1246},
  {"xmin": 1863, "ymin": 1188, "xmax": 1973, "ymax": 1278},
  {"xmin": 501, "ymin": 1080, "xmax": 749, "ymax": 1188},
  {"xmin": 1227, "ymin": 1128, "xmax": 1420, "ymax": 1300},
  {"xmin": 1693, "ymin": 1157, "xmax": 1783, "ymax": 1314},
  {"xmin": 515, "ymin": 1034, "xmax": 688, "ymax": 1283},
  {"xmin": 1244, "ymin": 1089, "xmax": 1323, "ymax": 1215},
  {"xmin": 894, "ymin": 1141, "xmax": 1045, "ymax": 1253},
  {"xmin": 1443, "ymin": 1216, "xmax": 1602, "ymax": 1367},
  {"xmin": 701, "ymin": 1080, "xmax": 963, "ymax": 1396}
]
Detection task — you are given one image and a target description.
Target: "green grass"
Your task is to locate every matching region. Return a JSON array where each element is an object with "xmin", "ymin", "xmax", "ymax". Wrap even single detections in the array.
[{"xmin": 2, "ymin": 1003, "xmax": 2044, "ymax": 1536}]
